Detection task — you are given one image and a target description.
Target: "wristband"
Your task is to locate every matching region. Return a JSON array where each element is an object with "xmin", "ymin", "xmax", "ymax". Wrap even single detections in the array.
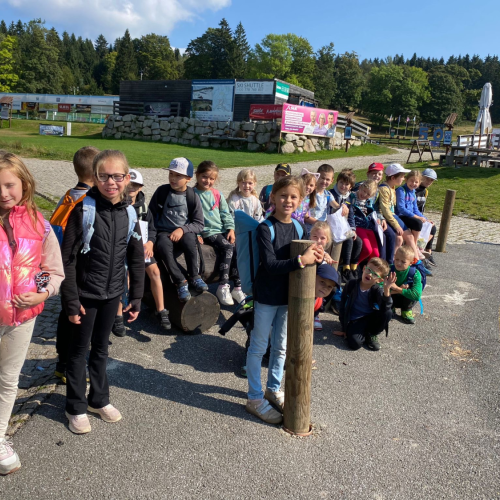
[{"xmin": 297, "ymin": 255, "xmax": 305, "ymax": 269}]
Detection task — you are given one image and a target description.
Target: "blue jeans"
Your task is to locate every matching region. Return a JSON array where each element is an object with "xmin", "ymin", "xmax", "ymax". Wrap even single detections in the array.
[
  {"xmin": 246, "ymin": 302, "xmax": 288, "ymax": 400},
  {"xmin": 381, "ymin": 225, "xmax": 396, "ymax": 264}
]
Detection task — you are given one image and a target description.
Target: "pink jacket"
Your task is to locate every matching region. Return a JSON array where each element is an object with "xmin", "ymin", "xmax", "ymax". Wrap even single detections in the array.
[{"xmin": 0, "ymin": 206, "xmax": 64, "ymax": 326}]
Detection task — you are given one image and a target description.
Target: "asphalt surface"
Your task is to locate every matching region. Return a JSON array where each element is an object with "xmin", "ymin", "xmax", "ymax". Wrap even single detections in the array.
[{"xmin": 2, "ymin": 243, "xmax": 500, "ymax": 499}]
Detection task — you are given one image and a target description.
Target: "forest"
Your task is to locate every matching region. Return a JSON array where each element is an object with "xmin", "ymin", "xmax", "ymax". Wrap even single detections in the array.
[{"xmin": 0, "ymin": 18, "xmax": 498, "ymax": 123}]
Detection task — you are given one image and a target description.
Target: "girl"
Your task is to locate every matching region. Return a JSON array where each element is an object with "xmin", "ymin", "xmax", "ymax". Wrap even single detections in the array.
[
  {"xmin": 61, "ymin": 150, "xmax": 145, "ymax": 435},
  {"xmin": 0, "ymin": 153, "xmax": 64, "ymax": 475},
  {"xmin": 194, "ymin": 161, "xmax": 245, "ymax": 306},
  {"xmin": 292, "ymin": 169, "xmax": 318, "ymax": 224},
  {"xmin": 228, "ymin": 168, "xmax": 263, "ymax": 221},
  {"xmin": 246, "ymin": 176, "xmax": 323, "ymax": 424}
]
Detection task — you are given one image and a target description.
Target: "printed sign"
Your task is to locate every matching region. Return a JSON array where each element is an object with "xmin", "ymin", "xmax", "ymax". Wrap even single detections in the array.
[
  {"xmin": 76, "ymin": 104, "xmax": 91, "ymax": 113},
  {"xmin": 344, "ymin": 126, "xmax": 352, "ymax": 140},
  {"xmin": 419, "ymin": 127, "xmax": 429, "ymax": 140},
  {"xmin": 191, "ymin": 79, "xmax": 235, "ymax": 121},
  {"xmin": 21, "ymin": 102, "xmax": 38, "ymax": 111},
  {"xmin": 281, "ymin": 104, "xmax": 339, "ymax": 137},
  {"xmin": 91, "ymin": 105, "xmax": 113, "ymax": 114},
  {"xmin": 433, "ymin": 128, "xmax": 444, "ymax": 142},
  {"xmin": 275, "ymin": 82, "xmax": 290, "ymax": 100},
  {"xmin": 39, "ymin": 103, "xmax": 58, "ymax": 112},
  {"xmin": 39, "ymin": 124, "xmax": 64, "ymax": 136},
  {"xmin": 443, "ymin": 130, "xmax": 453, "ymax": 145},
  {"xmin": 0, "ymin": 108, "xmax": 9, "ymax": 120},
  {"xmin": 235, "ymin": 81, "xmax": 274, "ymax": 95},
  {"xmin": 58, "ymin": 103, "xmax": 72, "ymax": 112},
  {"xmin": 249, "ymin": 104, "xmax": 282, "ymax": 120}
]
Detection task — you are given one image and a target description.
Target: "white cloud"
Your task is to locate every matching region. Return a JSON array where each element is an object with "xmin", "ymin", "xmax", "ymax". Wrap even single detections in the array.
[{"xmin": 4, "ymin": 0, "xmax": 231, "ymax": 41}]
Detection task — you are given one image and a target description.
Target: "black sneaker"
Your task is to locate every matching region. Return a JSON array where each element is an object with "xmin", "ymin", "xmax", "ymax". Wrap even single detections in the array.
[
  {"xmin": 426, "ymin": 254, "xmax": 437, "ymax": 266},
  {"xmin": 190, "ymin": 277, "xmax": 209, "ymax": 293},
  {"xmin": 365, "ymin": 335, "xmax": 381, "ymax": 351},
  {"xmin": 341, "ymin": 269, "xmax": 351, "ymax": 283},
  {"xmin": 111, "ymin": 315, "xmax": 126, "ymax": 337},
  {"xmin": 158, "ymin": 309, "xmax": 171, "ymax": 330},
  {"xmin": 349, "ymin": 269, "xmax": 359, "ymax": 281}
]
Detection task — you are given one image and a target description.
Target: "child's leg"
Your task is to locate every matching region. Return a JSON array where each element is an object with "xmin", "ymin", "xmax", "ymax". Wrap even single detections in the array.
[
  {"xmin": 178, "ymin": 232, "xmax": 201, "ymax": 280},
  {"xmin": 229, "ymin": 244, "xmax": 241, "ymax": 287},
  {"xmin": 146, "ymin": 263, "xmax": 165, "ymax": 312},
  {"xmin": 403, "ymin": 230, "xmax": 422, "ymax": 260},
  {"xmin": 426, "ymin": 225, "xmax": 437, "ymax": 252},
  {"xmin": 340, "ymin": 239, "xmax": 353, "ymax": 266},
  {"xmin": 204, "ymin": 234, "xmax": 233, "ymax": 285},
  {"xmin": 382, "ymin": 226, "xmax": 396, "ymax": 264},
  {"xmin": 155, "ymin": 232, "xmax": 186, "ymax": 285},
  {"xmin": 391, "ymin": 294, "xmax": 416, "ymax": 311},
  {"xmin": 0, "ymin": 319, "xmax": 36, "ymax": 438},
  {"xmin": 356, "ymin": 228, "xmax": 379, "ymax": 263},
  {"xmin": 266, "ymin": 305, "xmax": 288, "ymax": 394},
  {"xmin": 350, "ymin": 237, "xmax": 363, "ymax": 271},
  {"xmin": 117, "ymin": 302, "xmax": 123, "ymax": 316},
  {"xmin": 345, "ymin": 318, "xmax": 368, "ymax": 350},
  {"xmin": 55, "ymin": 309, "xmax": 72, "ymax": 372}
]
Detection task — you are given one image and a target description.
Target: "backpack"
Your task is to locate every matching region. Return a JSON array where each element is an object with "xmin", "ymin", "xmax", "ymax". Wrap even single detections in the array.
[
  {"xmin": 235, "ymin": 210, "xmax": 304, "ymax": 295},
  {"xmin": 50, "ymin": 190, "xmax": 86, "ymax": 245},
  {"xmin": 391, "ymin": 262, "xmax": 426, "ymax": 314}
]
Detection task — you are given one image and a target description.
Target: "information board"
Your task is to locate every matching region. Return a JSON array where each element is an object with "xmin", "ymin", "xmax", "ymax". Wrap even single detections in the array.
[{"xmin": 191, "ymin": 79, "xmax": 235, "ymax": 121}]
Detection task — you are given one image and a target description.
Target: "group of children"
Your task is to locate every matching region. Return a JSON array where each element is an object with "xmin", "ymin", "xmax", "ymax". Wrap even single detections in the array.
[{"xmin": 0, "ymin": 147, "xmax": 439, "ymax": 473}]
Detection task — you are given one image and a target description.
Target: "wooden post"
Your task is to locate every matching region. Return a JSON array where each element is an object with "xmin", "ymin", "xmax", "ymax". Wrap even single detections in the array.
[
  {"xmin": 435, "ymin": 189, "xmax": 456, "ymax": 253},
  {"xmin": 277, "ymin": 132, "xmax": 282, "ymax": 154},
  {"xmin": 330, "ymin": 242, "xmax": 342, "ymax": 271},
  {"xmin": 283, "ymin": 240, "xmax": 316, "ymax": 435}
]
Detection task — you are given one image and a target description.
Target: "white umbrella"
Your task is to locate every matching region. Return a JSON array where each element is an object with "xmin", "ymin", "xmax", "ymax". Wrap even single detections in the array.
[{"xmin": 473, "ymin": 82, "xmax": 493, "ymax": 139}]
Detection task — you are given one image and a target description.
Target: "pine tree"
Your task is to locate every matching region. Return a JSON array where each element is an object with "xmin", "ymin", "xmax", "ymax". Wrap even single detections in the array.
[
  {"xmin": 0, "ymin": 21, "xmax": 7, "ymax": 35},
  {"xmin": 95, "ymin": 34, "xmax": 108, "ymax": 60},
  {"xmin": 15, "ymin": 20, "xmax": 24, "ymax": 37},
  {"xmin": 111, "ymin": 29, "xmax": 137, "ymax": 94},
  {"xmin": 233, "ymin": 22, "xmax": 250, "ymax": 78},
  {"xmin": 8, "ymin": 21, "xmax": 15, "ymax": 35}
]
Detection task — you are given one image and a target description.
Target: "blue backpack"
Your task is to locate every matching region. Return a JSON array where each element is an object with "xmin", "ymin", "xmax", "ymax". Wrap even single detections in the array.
[
  {"xmin": 235, "ymin": 210, "xmax": 304, "ymax": 295},
  {"xmin": 391, "ymin": 261, "xmax": 426, "ymax": 314}
]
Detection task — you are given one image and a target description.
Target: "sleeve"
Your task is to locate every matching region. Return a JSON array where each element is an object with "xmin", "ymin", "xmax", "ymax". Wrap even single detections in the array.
[
  {"xmin": 148, "ymin": 186, "xmax": 162, "ymax": 227},
  {"xmin": 219, "ymin": 194, "xmax": 235, "ymax": 231},
  {"xmin": 40, "ymin": 228, "xmax": 65, "ymax": 297},
  {"xmin": 227, "ymin": 194, "xmax": 238, "ymax": 218},
  {"xmin": 182, "ymin": 191, "xmax": 205, "ymax": 235},
  {"xmin": 126, "ymin": 221, "xmax": 146, "ymax": 305},
  {"xmin": 378, "ymin": 187, "xmax": 401, "ymax": 231},
  {"xmin": 396, "ymin": 187, "xmax": 414, "ymax": 218},
  {"xmin": 412, "ymin": 195, "xmax": 425, "ymax": 218},
  {"xmin": 401, "ymin": 270, "xmax": 422, "ymax": 301},
  {"xmin": 259, "ymin": 186, "xmax": 267, "ymax": 205},
  {"xmin": 346, "ymin": 202, "xmax": 356, "ymax": 229},
  {"xmin": 374, "ymin": 286, "xmax": 393, "ymax": 311},
  {"xmin": 146, "ymin": 209, "xmax": 157, "ymax": 244},
  {"xmin": 257, "ymin": 223, "xmax": 301, "ymax": 276}
]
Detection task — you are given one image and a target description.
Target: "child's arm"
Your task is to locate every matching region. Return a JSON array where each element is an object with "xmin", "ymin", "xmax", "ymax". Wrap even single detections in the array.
[
  {"xmin": 124, "ymin": 222, "xmax": 146, "ymax": 322},
  {"xmin": 411, "ymin": 196, "xmax": 426, "ymax": 220},
  {"xmin": 147, "ymin": 186, "xmax": 163, "ymax": 226},
  {"xmin": 179, "ymin": 192, "xmax": 205, "ymax": 236},
  {"xmin": 378, "ymin": 187, "xmax": 403, "ymax": 234},
  {"xmin": 144, "ymin": 209, "xmax": 156, "ymax": 259},
  {"xmin": 401, "ymin": 270, "xmax": 422, "ymax": 302},
  {"xmin": 396, "ymin": 187, "xmax": 415, "ymax": 218},
  {"xmin": 254, "ymin": 196, "xmax": 264, "ymax": 221},
  {"xmin": 304, "ymin": 214, "xmax": 317, "ymax": 225}
]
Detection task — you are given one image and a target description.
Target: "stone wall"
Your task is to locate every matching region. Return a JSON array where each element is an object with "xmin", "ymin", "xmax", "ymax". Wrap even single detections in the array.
[{"xmin": 101, "ymin": 114, "xmax": 363, "ymax": 153}]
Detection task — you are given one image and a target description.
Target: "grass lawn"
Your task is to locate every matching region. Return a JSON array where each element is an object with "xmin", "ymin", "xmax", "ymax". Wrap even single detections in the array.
[
  {"xmin": 0, "ymin": 119, "xmax": 396, "ymax": 168},
  {"xmin": 34, "ymin": 194, "xmax": 57, "ymax": 219}
]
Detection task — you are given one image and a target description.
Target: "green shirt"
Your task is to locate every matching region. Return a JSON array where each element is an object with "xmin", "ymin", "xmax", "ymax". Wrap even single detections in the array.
[
  {"xmin": 395, "ymin": 267, "xmax": 422, "ymax": 301},
  {"xmin": 194, "ymin": 188, "xmax": 234, "ymax": 238}
]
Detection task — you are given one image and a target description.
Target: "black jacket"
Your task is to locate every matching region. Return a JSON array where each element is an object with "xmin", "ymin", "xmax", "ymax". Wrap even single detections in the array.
[
  {"xmin": 339, "ymin": 278, "xmax": 393, "ymax": 330},
  {"xmin": 61, "ymin": 187, "xmax": 145, "ymax": 316},
  {"xmin": 132, "ymin": 191, "xmax": 156, "ymax": 244}
]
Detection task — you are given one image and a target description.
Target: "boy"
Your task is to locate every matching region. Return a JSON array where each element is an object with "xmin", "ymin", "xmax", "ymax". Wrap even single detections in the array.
[
  {"xmin": 149, "ymin": 157, "xmax": 207, "ymax": 302},
  {"xmin": 259, "ymin": 163, "xmax": 291, "ymax": 211},
  {"xmin": 390, "ymin": 245, "xmax": 423, "ymax": 325},
  {"xmin": 336, "ymin": 257, "xmax": 396, "ymax": 351},
  {"xmin": 315, "ymin": 264, "xmax": 340, "ymax": 321},
  {"xmin": 53, "ymin": 146, "xmax": 100, "ymax": 383},
  {"xmin": 415, "ymin": 168, "xmax": 438, "ymax": 266},
  {"xmin": 111, "ymin": 169, "xmax": 171, "ymax": 336}
]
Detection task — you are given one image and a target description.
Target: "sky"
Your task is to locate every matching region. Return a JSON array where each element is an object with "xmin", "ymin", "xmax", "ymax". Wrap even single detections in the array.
[{"xmin": 0, "ymin": 0, "xmax": 498, "ymax": 61}]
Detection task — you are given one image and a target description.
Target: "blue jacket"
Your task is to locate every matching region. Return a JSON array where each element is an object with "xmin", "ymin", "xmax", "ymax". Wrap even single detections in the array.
[
  {"xmin": 395, "ymin": 184, "xmax": 425, "ymax": 219},
  {"xmin": 346, "ymin": 192, "xmax": 378, "ymax": 230}
]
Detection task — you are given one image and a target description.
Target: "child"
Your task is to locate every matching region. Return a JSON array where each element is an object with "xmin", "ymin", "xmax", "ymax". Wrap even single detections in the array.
[
  {"xmin": 291, "ymin": 168, "xmax": 318, "ymax": 223},
  {"xmin": 336, "ymin": 257, "xmax": 396, "ymax": 351},
  {"xmin": 246, "ymin": 176, "xmax": 323, "ymax": 424},
  {"xmin": 52, "ymin": 146, "xmax": 100, "ymax": 384},
  {"xmin": 415, "ymin": 168, "xmax": 438, "ymax": 266},
  {"xmin": 315, "ymin": 264, "xmax": 340, "ymax": 325},
  {"xmin": 149, "ymin": 157, "xmax": 207, "ymax": 302},
  {"xmin": 110, "ymin": 169, "xmax": 170, "ymax": 336},
  {"xmin": 61, "ymin": 150, "xmax": 145, "ymax": 434},
  {"xmin": 259, "ymin": 163, "xmax": 291, "ymax": 212},
  {"xmin": 228, "ymin": 168, "xmax": 263, "ymax": 221},
  {"xmin": 390, "ymin": 245, "xmax": 423, "ymax": 325},
  {"xmin": 194, "ymin": 161, "xmax": 244, "ymax": 306},
  {"xmin": 331, "ymin": 168, "xmax": 356, "ymax": 206},
  {"xmin": 0, "ymin": 153, "xmax": 64, "ymax": 475}
]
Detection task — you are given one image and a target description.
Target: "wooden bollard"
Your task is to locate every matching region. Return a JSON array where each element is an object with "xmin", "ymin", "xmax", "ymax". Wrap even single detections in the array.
[
  {"xmin": 283, "ymin": 240, "xmax": 316, "ymax": 435},
  {"xmin": 330, "ymin": 242, "xmax": 342, "ymax": 271},
  {"xmin": 435, "ymin": 189, "xmax": 457, "ymax": 253}
]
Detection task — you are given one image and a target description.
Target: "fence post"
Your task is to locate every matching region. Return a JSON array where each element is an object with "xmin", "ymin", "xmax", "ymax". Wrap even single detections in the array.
[
  {"xmin": 283, "ymin": 240, "xmax": 316, "ymax": 435},
  {"xmin": 435, "ymin": 189, "xmax": 456, "ymax": 253}
]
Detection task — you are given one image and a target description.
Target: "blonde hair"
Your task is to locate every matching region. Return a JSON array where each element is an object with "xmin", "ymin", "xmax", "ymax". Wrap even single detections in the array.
[
  {"xmin": 268, "ymin": 176, "xmax": 305, "ymax": 217},
  {"xmin": 229, "ymin": 168, "xmax": 258, "ymax": 199},
  {"xmin": 367, "ymin": 257, "xmax": 390, "ymax": 278},
  {"xmin": 310, "ymin": 221, "xmax": 332, "ymax": 245},
  {"xmin": 358, "ymin": 179, "xmax": 377, "ymax": 197},
  {"xmin": 0, "ymin": 153, "xmax": 39, "ymax": 232},
  {"xmin": 405, "ymin": 170, "xmax": 422, "ymax": 182},
  {"xmin": 301, "ymin": 173, "xmax": 317, "ymax": 209},
  {"xmin": 92, "ymin": 150, "xmax": 130, "ymax": 201},
  {"xmin": 396, "ymin": 245, "xmax": 415, "ymax": 262}
]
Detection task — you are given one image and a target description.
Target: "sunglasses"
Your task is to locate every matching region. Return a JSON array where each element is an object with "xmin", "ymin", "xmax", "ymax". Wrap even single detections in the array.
[
  {"xmin": 96, "ymin": 173, "xmax": 127, "ymax": 182},
  {"xmin": 365, "ymin": 266, "xmax": 382, "ymax": 280}
]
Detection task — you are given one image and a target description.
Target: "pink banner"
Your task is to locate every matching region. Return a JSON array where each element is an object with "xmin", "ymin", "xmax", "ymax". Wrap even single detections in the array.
[
  {"xmin": 281, "ymin": 104, "xmax": 338, "ymax": 137},
  {"xmin": 249, "ymin": 104, "xmax": 282, "ymax": 120}
]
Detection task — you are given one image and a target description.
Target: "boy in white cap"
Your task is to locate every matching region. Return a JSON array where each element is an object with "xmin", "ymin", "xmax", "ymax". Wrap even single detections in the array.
[
  {"xmin": 148, "ymin": 158, "xmax": 207, "ymax": 302},
  {"xmin": 415, "ymin": 168, "xmax": 438, "ymax": 266}
]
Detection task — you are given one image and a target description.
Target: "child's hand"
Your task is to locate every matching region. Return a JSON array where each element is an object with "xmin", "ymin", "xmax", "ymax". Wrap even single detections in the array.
[
  {"xmin": 144, "ymin": 241, "xmax": 154, "ymax": 259},
  {"xmin": 301, "ymin": 243, "xmax": 323, "ymax": 265},
  {"xmin": 13, "ymin": 292, "xmax": 49, "ymax": 309},
  {"xmin": 383, "ymin": 272, "xmax": 397, "ymax": 291},
  {"xmin": 341, "ymin": 204, "xmax": 349, "ymax": 217},
  {"xmin": 323, "ymin": 252, "xmax": 338, "ymax": 266},
  {"xmin": 197, "ymin": 235, "xmax": 204, "ymax": 244},
  {"xmin": 396, "ymin": 226, "xmax": 404, "ymax": 236},
  {"xmin": 169, "ymin": 228, "xmax": 184, "ymax": 242},
  {"xmin": 226, "ymin": 229, "xmax": 236, "ymax": 244},
  {"xmin": 381, "ymin": 220, "xmax": 387, "ymax": 231},
  {"xmin": 69, "ymin": 305, "xmax": 86, "ymax": 324},
  {"xmin": 352, "ymin": 232, "xmax": 357, "ymax": 241},
  {"xmin": 333, "ymin": 330, "xmax": 346, "ymax": 338},
  {"xmin": 123, "ymin": 301, "xmax": 140, "ymax": 323}
]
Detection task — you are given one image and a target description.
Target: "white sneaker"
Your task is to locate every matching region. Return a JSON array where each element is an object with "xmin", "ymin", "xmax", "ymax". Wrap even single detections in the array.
[
  {"xmin": 231, "ymin": 286, "xmax": 246, "ymax": 304},
  {"xmin": 314, "ymin": 319, "xmax": 323, "ymax": 331},
  {"xmin": 0, "ymin": 439, "xmax": 21, "ymax": 475},
  {"xmin": 216, "ymin": 284, "xmax": 234, "ymax": 306}
]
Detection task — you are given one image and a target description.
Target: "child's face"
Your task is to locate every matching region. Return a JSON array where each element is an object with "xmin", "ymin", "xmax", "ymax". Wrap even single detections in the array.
[
  {"xmin": 357, "ymin": 187, "xmax": 371, "ymax": 201},
  {"xmin": 317, "ymin": 172, "xmax": 333, "ymax": 192},
  {"xmin": 367, "ymin": 170, "xmax": 383, "ymax": 184},
  {"xmin": 336, "ymin": 179, "xmax": 351, "ymax": 195},
  {"xmin": 406, "ymin": 176, "xmax": 420, "ymax": 190},
  {"xmin": 421, "ymin": 177, "xmax": 435, "ymax": 188},
  {"xmin": 394, "ymin": 251, "xmax": 413, "ymax": 271},
  {"xmin": 271, "ymin": 186, "xmax": 301, "ymax": 218},
  {"xmin": 0, "ymin": 168, "xmax": 23, "ymax": 215},
  {"xmin": 388, "ymin": 173, "xmax": 406, "ymax": 187},
  {"xmin": 127, "ymin": 182, "xmax": 143, "ymax": 200},
  {"xmin": 310, "ymin": 228, "xmax": 329, "ymax": 248},
  {"xmin": 96, "ymin": 159, "xmax": 130, "ymax": 205},
  {"xmin": 315, "ymin": 276, "xmax": 336, "ymax": 298},
  {"xmin": 196, "ymin": 170, "xmax": 217, "ymax": 191},
  {"xmin": 169, "ymin": 171, "xmax": 191, "ymax": 192},
  {"xmin": 361, "ymin": 264, "xmax": 384, "ymax": 285},
  {"xmin": 238, "ymin": 178, "xmax": 255, "ymax": 197},
  {"xmin": 304, "ymin": 178, "xmax": 316, "ymax": 196},
  {"xmin": 274, "ymin": 170, "xmax": 288, "ymax": 182}
]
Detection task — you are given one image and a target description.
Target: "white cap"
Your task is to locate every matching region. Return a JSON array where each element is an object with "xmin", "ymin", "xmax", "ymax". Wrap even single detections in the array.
[
  {"xmin": 129, "ymin": 169, "xmax": 144, "ymax": 186},
  {"xmin": 385, "ymin": 163, "xmax": 411, "ymax": 176},
  {"xmin": 422, "ymin": 168, "xmax": 438, "ymax": 181},
  {"xmin": 166, "ymin": 157, "xmax": 194, "ymax": 177}
]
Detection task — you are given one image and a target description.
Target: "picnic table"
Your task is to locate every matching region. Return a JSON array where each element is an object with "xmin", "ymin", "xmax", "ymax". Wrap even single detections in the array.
[{"xmin": 443, "ymin": 145, "xmax": 499, "ymax": 167}]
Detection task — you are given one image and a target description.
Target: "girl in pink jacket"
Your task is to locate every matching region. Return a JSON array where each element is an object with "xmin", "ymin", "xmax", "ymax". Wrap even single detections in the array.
[{"xmin": 0, "ymin": 153, "xmax": 64, "ymax": 475}]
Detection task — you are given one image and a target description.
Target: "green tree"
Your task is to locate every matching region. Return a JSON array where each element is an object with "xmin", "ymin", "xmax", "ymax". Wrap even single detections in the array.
[
  {"xmin": 421, "ymin": 68, "xmax": 463, "ymax": 122},
  {"xmin": 95, "ymin": 34, "xmax": 108, "ymax": 60},
  {"xmin": 313, "ymin": 43, "xmax": 336, "ymax": 108},
  {"xmin": 0, "ymin": 35, "xmax": 19, "ymax": 91},
  {"xmin": 111, "ymin": 29, "xmax": 137, "ymax": 93},
  {"xmin": 232, "ymin": 22, "xmax": 250, "ymax": 78},
  {"xmin": 333, "ymin": 52, "xmax": 364, "ymax": 111},
  {"xmin": 100, "ymin": 51, "xmax": 117, "ymax": 93},
  {"xmin": 136, "ymin": 33, "xmax": 178, "ymax": 80},
  {"xmin": 0, "ymin": 21, "xmax": 7, "ymax": 35}
]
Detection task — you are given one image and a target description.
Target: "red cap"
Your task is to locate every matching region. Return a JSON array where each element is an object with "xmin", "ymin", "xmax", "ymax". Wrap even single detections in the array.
[{"xmin": 368, "ymin": 162, "xmax": 384, "ymax": 172}]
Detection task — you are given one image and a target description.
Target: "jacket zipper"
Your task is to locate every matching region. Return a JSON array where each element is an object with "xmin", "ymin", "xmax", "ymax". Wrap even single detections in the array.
[
  {"xmin": 9, "ymin": 211, "xmax": 17, "ymax": 324},
  {"xmin": 105, "ymin": 210, "xmax": 116, "ymax": 299}
]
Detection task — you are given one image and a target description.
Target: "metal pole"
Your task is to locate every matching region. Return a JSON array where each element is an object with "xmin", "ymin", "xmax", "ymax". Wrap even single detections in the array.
[{"xmin": 435, "ymin": 189, "xmax": 457, "ymax": 253}]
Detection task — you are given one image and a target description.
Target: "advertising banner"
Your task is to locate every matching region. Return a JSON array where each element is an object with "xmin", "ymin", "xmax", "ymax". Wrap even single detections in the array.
[
  {"xmin": 76, "ymin": 104, "xmax": 92, "ymax": 113},
  {"xmin": 21, "ymin": 102, "xmax": 38, "ymax": 111},
  {"xmin": 39, "ymin": 103, "xmax": 58, "ymax": 112},
  {"xmin": 144, "ymin": 102, "xmax": 171, "ymax": 116},
  {"xmin": 58, "ymin": 103, "xmax": 72, "ymax": 112},
  {"xmin": 191, "ymin": 79, "xmax": 235, "ymax": 121},
  {"xmin": 275, "ymin": 82, "xmax": 290, "ymax": 100},
  {"xmin": 91, "ymin": 105, "xmax": 113, "ymax": 114},
  {"xmin": 443, "ymin": 130, "xmax": 453, "ymax": 145},
  {"xmin": 235, "ymin": 81, "xmax": 274, "ymax": 95},
  {"xmin": 281, "ymin": 104, "xmax": 338, "ymax": 137},
  {"xmin": 39, "ymin": 124, "xmax": 64, "ymax": 136},
  {"xmin": 249, "ymin": 104, "xmax": 282, "ymax": 120}
]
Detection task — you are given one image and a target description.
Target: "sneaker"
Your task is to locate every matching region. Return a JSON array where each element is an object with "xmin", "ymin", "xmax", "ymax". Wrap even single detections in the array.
[
  {"xmin": 157, "ymin": 309, "xmax": 171, "ymax": 330},
  {"xmin": 66, "ymin": 412, "xmax": 91, "ymax": 434},
  {"xmin": 88, "ymin": 404, "xmax": 122, "ymax": 423},
  {"xmin": 190, "ymin": 277, "xmax": 209, "ymax": 293},
  {"xmin": 264, "ymin": 389, "xmax": 285, "ymax": 413},
  {"xmin": 421, "ymin": 250, "xmax": 432, "ymax": 259},
  {"xmin": 314, "ymin": 318, "xmax": 323, "ymax": 331},
  {"xmin": 240, "ymin": 365, "xmax": 247, "ymax": 377},
  {"xmin": 177, "ymin": 282, "xmax": 191, "ymax": 302},
  {"xmin": 365, "ymin": 335, "xmax": 381, "ymax": 351},
  {"xmin": 54, "ymin": 369, "xmax": 67, "ymax": 384},
  {"xmin": 341, "ymin": 269, "xmax": 351, "ymax": 283},
  {"xmin": 231, "ymin": 286, "xmax": 246, "ymax": 304},
  {"xmin": 426, "ymin": 254, "xmax": 437, "ymax": 266},
  {"xmin": 421, "ymin": 264, "xmax": 433, "ymax": 276},
  {"xmin": 245, "ymin": 399, "xmax": 283, "ymax": 424},
  {"xmin": 0, "ymin": 439, "xmax": 21, "ymax": 475},
  {"xmin": 216, "ymin": 284, "xmax": 234, "ymax": 306},
  {"xmin": 401, "ymin": 310, "xmax": 416, "ymax": 324},
  {"xmin": 111, "ymin": 315, "xmax": 126, "ymax": 337},
  {"xmin": 349, "ymin": 269, "xmax": 359, "ymax": 281}
]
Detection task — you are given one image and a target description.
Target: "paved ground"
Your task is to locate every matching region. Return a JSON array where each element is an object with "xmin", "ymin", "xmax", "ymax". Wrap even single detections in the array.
[{"xmin": 2, "ymin": 243, "xmax": 500, "ymax": 498}]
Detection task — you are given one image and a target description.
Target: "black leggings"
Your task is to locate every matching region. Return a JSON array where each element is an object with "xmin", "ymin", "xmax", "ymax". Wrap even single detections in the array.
[
  {"xmin": 203, "ymin": 233, "xmax": 240, "ymax": 286},
  {"xmin": 55, "ymin": 308, "xmax": 72, "ymax": 370},
  {"xmin": 346, "ymin": 309, "xmax": 393, "ymax": 350},
  {"xmin": 391, "ymin": 294, "xmax": 416, "ymax": 312},
  {"xmin": 426, "ymin": 224, "xmax": 437, "ymax": 251},
  {"xmin": 340, "ymin": 236, "xmax": 363, "ymax": 266},
  {"xmin": 399, "ymin": 215, "xmax": 423, "ymax": 232}
]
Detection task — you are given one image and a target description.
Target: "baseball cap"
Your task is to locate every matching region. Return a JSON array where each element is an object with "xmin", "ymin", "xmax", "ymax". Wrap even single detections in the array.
[
  {"xmin": 167, "ymin": 157, "xmax": 194, "ymax": 177},
  {"xmin": 275, "ymin": 163, "xmax": 292, "ymax": 175},
  {"xmin": 368, "ymin": 162, "xmax": 384, "ymax": 172},
  {"xmin": 422, "ymin": 168, "xmax": 438, "ymax": 181},
  {"xmin": 129, "ymin": 169, "xmax": 144, "ymax": 186},
  {"xmin": 316, "ymin": 263, "xmax": 340, "ymax": 288},
  {"xmin": 385, "ymin": 163, "xmax": 411, "ymax": 176}
]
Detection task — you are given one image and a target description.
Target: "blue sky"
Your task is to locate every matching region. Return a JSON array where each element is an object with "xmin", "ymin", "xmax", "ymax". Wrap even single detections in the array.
[{"xmin": 0, "ymin": 0, "xmax": 498, "ymax": 60}]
